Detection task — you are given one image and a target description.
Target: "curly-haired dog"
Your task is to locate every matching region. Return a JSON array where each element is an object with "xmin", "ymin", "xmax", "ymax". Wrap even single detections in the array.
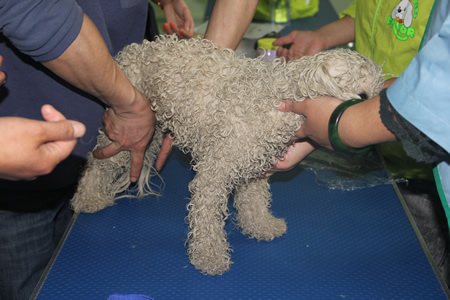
[{"xmin": 71, "ymin": 35, "xmax": 384, "ymax": 275}]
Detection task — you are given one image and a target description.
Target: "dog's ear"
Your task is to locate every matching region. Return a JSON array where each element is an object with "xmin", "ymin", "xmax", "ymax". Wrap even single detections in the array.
[{"xmin": 404, "ymin": 3, "xmax": 414, "ymax": 27}]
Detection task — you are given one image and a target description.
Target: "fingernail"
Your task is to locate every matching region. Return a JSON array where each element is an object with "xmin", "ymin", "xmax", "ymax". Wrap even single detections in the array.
[
  {"xmin": 275, "ymin": 101, "xmax": 286, "ymax": 110},
  {"xmin": 131, "ymin": 177, "xmax": 137, "ymax": 183},
  {"xmin": 72, "ymin": 121, "xmax": 86, "ymax": 138},
  {"xmin": 170, "ymin": 22, "xmax": 175, "ymax": 28},
  {"xmin": 179, "ymin": 29, "xmax": 185, "ymax": 35},
  {"xmin": 162, "ymin": 23, "xmax": 169, "ymax": 30}
]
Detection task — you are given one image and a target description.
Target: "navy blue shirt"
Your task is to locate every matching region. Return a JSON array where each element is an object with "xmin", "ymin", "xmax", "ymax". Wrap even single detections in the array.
[{"xmin": 0, "ymin": 0, "xmax": 148, "ymax": 189}]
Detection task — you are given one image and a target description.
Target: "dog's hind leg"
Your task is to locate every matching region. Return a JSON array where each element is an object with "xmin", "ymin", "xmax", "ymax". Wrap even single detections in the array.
[
  {"xmin": 234, "ymin": 178, "xmax": 287, "ymax": 241},
  {"xmin": 186, "ymin": 169, "xmax": 233, "ymax": 275}
]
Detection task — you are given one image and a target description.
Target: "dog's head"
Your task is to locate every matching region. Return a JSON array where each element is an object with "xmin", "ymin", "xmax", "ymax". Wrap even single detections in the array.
[{"xmin": 392, "ymin": 0, "xmax": 414, "ymax": 27}]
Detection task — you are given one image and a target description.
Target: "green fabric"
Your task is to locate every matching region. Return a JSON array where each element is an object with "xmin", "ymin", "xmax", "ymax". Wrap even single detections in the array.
[
  {"xmin": 434, "ymin": 167, "xmax": 450, "ymax": 230},
  {"xmin": 341, "ymin": 0, "xmax": 435, "ymax": 181},
  {"xmin": 254, "ymin": 0, "xmax": 319, "ymax": 22},
  {"xmin": 341, "ymin": 0, "xmax": 435, "ymax": 79}
]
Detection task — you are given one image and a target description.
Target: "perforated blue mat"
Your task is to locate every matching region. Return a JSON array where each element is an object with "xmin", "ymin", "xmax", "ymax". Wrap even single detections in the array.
[{"xmin": 34, "ymin": 149, "xmax": 447, "ymax": 299}]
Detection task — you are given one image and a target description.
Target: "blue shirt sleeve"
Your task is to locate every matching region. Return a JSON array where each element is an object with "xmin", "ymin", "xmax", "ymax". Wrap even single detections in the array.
[
  {"xmin": 387, "ymin": 0, "xmax": 450, "ymax": 154},
  {"xmin": 0, "ymin": 0, "xmax": 84, "ymax": 62}
]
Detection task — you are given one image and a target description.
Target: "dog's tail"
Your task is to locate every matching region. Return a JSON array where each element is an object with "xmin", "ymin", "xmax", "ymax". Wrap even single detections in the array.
[{"xmin": 71, "ymin": 129, "xmax": 164, "ymax": 213}]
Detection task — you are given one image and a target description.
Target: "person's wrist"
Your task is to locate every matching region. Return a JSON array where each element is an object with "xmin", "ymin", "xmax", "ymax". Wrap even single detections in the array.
[{"xmin": 328, "ymin": 99, "xmax": 372, "ymax": 154}]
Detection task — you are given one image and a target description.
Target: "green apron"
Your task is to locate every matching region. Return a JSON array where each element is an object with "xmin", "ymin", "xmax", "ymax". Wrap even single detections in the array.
[{"xmin": 342, "ymin": 0, "xmax": 436, "ymax": 181}]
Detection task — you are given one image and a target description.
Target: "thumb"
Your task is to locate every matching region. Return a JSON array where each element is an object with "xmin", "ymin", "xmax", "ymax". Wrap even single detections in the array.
[
  {"xmin": 39, "ymin": 120, "xmax": 86, "ymax": 142},
  {"xmin": 41, "ymin": 104, "xmax": 86, "ymax": 139},
  {"xmin": 41, "ymin": 104, "xmax": 66, "ymax": 122},
  {"xmin": 277, "ymin": 100, "xmax": 305, "ymax": 114}
]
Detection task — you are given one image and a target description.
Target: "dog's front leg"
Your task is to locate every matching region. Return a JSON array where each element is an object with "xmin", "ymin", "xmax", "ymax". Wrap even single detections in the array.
[
  {"xmin": 234, "ymin": 178, "xmax": 287, "ymax": 241},
  {"xmin": 186, "ymin": 170, "xmax": 232, "ymax": 275}
]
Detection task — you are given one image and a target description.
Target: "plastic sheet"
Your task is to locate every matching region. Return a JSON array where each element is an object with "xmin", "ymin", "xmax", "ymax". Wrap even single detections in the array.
[{"xmin": 299, "ymin": 147, "xmax": 397, "ymax": 190}]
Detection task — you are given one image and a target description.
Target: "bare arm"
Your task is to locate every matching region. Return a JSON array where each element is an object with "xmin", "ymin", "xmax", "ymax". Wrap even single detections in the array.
[
  {"xmin": 204, "ymin": 0, "xmax": 259, "ymax": 50},
  {"xmin": 281, "ymin": 95, "xmax": 397, "ymax": 150},
  {"xmin": 265, "ymin": 95, "xmax": 396, "ymax": 177},
  {"xmin": 43, "ymin": 14, "xmax": 155, "ymax": 182}
]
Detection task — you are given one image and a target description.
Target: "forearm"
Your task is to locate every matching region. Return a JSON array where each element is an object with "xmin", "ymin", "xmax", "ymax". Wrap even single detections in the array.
[
  {"xmin": 315, "ymin": 15, "xmax": 355, "ymax": 49},
  {"xmin": 338, "ymin": 95, "xmax": 397, "ymax": 148},
  {"xmin": 204, "ymin": 0, "xmax": 259, "ymax": 50},
  {"xmin": 42, "ymin": 14, "xmax": 139, "ymax": 113}
]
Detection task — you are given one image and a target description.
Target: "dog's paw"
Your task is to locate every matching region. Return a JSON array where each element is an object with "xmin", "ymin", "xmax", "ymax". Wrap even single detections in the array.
[
  {"xmin": 190, "ymin": 250, "xmax": 232, "ymax": 275},
  {"xmin": 239, "ymin": 216, "xmax": 287, "ymax": 241},
  {"xmin": 188, "ymin": 236, "xmax": 233, "ymax": 275}
]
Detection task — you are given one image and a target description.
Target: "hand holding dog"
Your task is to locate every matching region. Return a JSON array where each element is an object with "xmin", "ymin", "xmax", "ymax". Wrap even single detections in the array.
[
  {"xmin": 269, "ymin": 94, "xmax": 399, "ymax": 175},
  {"xmin": 263, "ymin": 140, "xmax": 315, "ymax": 178},
  {"xmin": 279, "ymin": 97, "xmax": 344, "ymax": 149},
  {"xmin": 281, "ymin": 95, "xmax": 397, "ymax": 150},
  {"xmin": 93, "ymin": 90, "xmax": 156, "ymax": 183}
]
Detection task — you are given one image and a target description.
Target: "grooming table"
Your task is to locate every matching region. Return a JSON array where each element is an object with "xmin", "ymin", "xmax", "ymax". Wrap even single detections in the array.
[
  {"xmin": 33, "ymin": 1, "xmax": 448, "ymax": 298},
  {"xmin": 33, "ymin": 149, "xmax": 448, "ymax": 299}
]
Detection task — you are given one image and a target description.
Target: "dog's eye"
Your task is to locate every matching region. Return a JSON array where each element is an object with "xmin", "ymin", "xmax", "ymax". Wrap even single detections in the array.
[{"xmin": 398, "ymin": 8, "xmax": 402, "ymax": 13}]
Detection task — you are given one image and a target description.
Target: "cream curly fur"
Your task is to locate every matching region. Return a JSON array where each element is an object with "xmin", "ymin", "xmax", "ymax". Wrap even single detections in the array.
[{"xmin": 71, "ymin": 35, "xmax": 385, "ymax": 275}]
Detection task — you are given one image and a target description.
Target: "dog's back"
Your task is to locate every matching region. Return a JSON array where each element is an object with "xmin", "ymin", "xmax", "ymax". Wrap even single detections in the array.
[{"xmin": 116, "ymin": 35, "xmax": 303, "ymax": 178}]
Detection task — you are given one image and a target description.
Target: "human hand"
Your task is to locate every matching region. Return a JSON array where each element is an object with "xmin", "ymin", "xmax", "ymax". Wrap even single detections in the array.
[
  {"xmin": 277, "ymin": 97, "xmax": 343, "ymax": 150},
  {"xmin": 273, "ymin": 30, "xmax": 328, "ymax": 61},
  {"xmin": 263, "ymin": 140, "xmax": 315, "ymax": 178},
  {"xmin": 93, "ymin": 91, "xmax": 156, "ymax": 182},
  {"xmin": 155, "ymin": 133, "xmax": 174, "ymax": 171},
  {"xmin": 0, "ymin": 105, "xmax": 86, "ymax": 181},
  {"xmin": 161, "ymin": 0, "xmax": 194, "ymax": 38}
]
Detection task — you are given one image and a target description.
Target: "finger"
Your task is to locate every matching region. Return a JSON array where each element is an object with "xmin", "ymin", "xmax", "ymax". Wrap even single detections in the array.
[
  {"xmin": 261, "ymin": 172, "xmax": 272, "ymax": 179},
  {"xmin": 162, "ymin": 23, "xmax": 173, "ymax": 35},
  {"xmin": 276, "ymin": 47, "xmax": 288, "ymax": 60},
  {"xmin": 283, "ymin": 100, "xmax": 305, "ymax": 114},
  {"xmin": 38, "ymin": 120, "xmax": 86, "ymax": 143},
  {"xmin": 93, "ymin": 142, "xmax": 121, "ymax": 159},
  {"xmin": 41, "ymin": 104, "xmax": 66, "ymax": 122},
  {"xmin": 155, "ymin": 134, "xmax": 174, "ymax": 171},
  {"xmin": 129, "ymin": 150, "xmax": 145, "ymax": 182},
  {"xmin": 40, "ymin": 138, "xmax": 78, "ymax": 166},
  {"xmin": 288, "ymin": 48, "xmax": 301, "ymax": 61},
  {"xmin": 182, "ymin": 20, "xmax": 194, "ymax": 38},
  {"xmin": 272, "ymin": 35, "xmax": 292, "ymax": 46},
  {"xmin": 170, "ymin": 22, "xmax": 177, "ymax": 31},
  {"xmin": 275, "ymin": 100, "xmax": 296, "ymax": 112},
  {"xmin": 41, "ymin": 105, "xmax": 87, "ymax": 138}
]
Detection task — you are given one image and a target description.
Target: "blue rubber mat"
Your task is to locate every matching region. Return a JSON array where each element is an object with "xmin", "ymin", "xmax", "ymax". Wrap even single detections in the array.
[{"xmin": 35, "ymin": 150, "xmax": 447, "ymax": 299}]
